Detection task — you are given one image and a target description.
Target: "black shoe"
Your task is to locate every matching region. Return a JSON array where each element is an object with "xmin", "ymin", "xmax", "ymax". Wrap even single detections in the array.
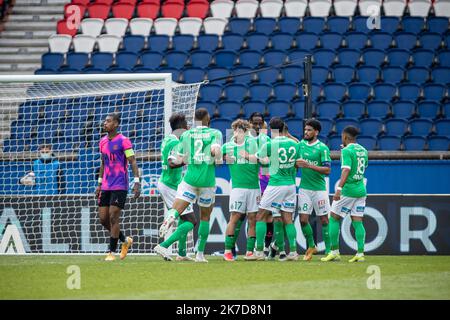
[
  {"xmin": 267, "ymin": 243, "xmax": 278, "ymax": 260},
  {"xmin": 231, "ymin": 246, "xmax": 237, "ymax": 259},
  {"xmin": 279, "ymin": 252, "xmax": 287, "ymax": 262}
]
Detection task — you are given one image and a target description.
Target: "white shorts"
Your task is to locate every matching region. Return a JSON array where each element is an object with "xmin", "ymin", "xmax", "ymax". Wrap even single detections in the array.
[
  {"xmin": 259, "ymin": 185, "xmax": 297, "ymax": 215},
  {"xmin": 175, "ymin": 180, "xmax": 216, "ymax": 207},
  {"xmin": 331, "ymin": 196, "xmax": 366, "ymax": 218},
  {"xmin": 298, "ymin": 189, "xmax": 330, "ymax": 216},
  {"xmin": 157, "ymin": 181, "xmax": 193, "ymax": 214},
  {"xmin": 229, "ymin": 188, "xmax": 261, "ymax": 214}
]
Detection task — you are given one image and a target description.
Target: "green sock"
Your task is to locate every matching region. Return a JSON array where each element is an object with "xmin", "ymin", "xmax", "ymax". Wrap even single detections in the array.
[
  {"xmin": 322, "ymin": 223, "xmax": 330, "ymax": 254},
  {"xmin": 329, "ymin": 216, "xmax": 341, "ymax": 251},
  {"xmin": 301, "ymin": 223, "xmax": 316, "ymax": 249},
  {"xmin": 255, "ymin": 221, "xmax": 267, "ymax": 251},
  {"xmin": 352, "ymin": 221, "xmax": 366, "ymax": 254},
  {"xmin": 197, "ymin": 220, "xmax": 210, "ymax": 253},
  {"xmin": 274, "ymin": 221, "xmax": 285, "ymax": 250},
  {"xmin": 233, "ymin": 219, "xmax": 243, "ymax": 245},
  {"xmin": 285, "ymin": 223, "xmax": 297, "ymax": 252},
  {"xmin": 168, "ymin": 208, "xmax": 180, "ymax": 219},
  {"xmin": 246, "ymin": 237, "xmax": 256, "ymax": 252},
  {"xmin": 161, "ymin": 221, "xmax": 194, "ymax": 249},
  {"xmin": 225, "ymin": 235, "xmax": 235, "ymax": 250},
  {"xmin": 177, "ymin": 219, "xmax": 187, "ymax": 257}
]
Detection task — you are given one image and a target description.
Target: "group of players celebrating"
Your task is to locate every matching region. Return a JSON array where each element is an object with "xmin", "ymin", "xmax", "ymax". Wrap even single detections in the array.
[{"xmin": 96, "ymin": 108, "xmax": 368, "ymax": 263}]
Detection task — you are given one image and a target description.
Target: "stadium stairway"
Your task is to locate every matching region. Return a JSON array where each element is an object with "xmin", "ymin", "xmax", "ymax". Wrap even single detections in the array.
[{"xmin": 0, "ymin": 0, "xmax": 69, "ymax": 75}]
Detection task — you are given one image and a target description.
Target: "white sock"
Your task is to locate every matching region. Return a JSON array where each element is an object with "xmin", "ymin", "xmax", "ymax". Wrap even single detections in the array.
[
  {"xmin": 196, "ymin": 251, "xmax": 204, "ymax": 259},
  {"xmin": 356, "ymin": 252, "xmax": 364, "ymax": 257},
  {"xmin": 332, "ymin": 250, "xmax": 340, "ymax": 255},
  {"xmin": 224, "ymin": 250, "xmax": 231, "ymax": 254}
]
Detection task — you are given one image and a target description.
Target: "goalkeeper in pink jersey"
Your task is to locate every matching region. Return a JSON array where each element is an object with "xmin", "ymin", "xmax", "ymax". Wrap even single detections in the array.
[{"xmin": 95, "ymin": 113, "xmax": 141, "ymax": 261}]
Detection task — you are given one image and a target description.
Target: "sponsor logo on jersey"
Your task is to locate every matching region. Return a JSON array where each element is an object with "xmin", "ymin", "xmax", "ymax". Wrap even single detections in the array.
[
  {"xmin": 341, "ymin": 207, "xmax": 351, "ymax": 213},
  {"xmin": 199, "ymin": 197, "xmax": 212, "ymax": 204},
  {"xmin": 283, "ymin": 202, "xmax": 295, "ymax": 208},
  {"xmin": 271, "ymin": 202, "xmax": 281, "ymax": 209},
  {"xmin": 356, "ymin": 206, "xmax": 365, "ymax": 213},
  {"xmin": 183, "ymin": 191, "xmax": 196, "ymax": 200}
]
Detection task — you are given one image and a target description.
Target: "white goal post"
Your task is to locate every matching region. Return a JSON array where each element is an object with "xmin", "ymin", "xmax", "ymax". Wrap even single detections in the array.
[{"xmin": 0, "ymin": 73, "xmax": 202, "ymax": 255}]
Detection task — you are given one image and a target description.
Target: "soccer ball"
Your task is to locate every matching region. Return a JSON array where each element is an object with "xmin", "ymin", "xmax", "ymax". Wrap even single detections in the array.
[{"xmin": 20, "ymin": 172, "xmax": 36, "ymax": 186}]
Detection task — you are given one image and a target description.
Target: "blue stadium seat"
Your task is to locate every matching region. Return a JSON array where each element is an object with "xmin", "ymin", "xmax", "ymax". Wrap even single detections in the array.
[
  {"xmin": 140, "ymin": 51, "xmax": 163, "ymax": 69},
  {"xmin": 426, "ymin": 17, "xmax": 449, "ymax": 34},
  {"xmin": 362, "ymin": 48, "xmax": 386, "ymax": 67},
  {"xmin": 263, "ymin": 50, "xmax": 287, "ymax": 66},
  {"xmin": 182, "ymin": 67, "xmax": 205, "ymax": 83},
  {"xmin": 332, "ymin": 65, "xmax": 354, "ymax": 83},
  {"xmin": 213, "ymin": 50, "xmax": 237, "ymax": 68},
  {"xmin": 273, "ymin": 83, "xmax": 297, "ymax": 101},
  {"xmin": 196, "ymin": 101, "xmax": 217, "ymax": 116},
  {"xmin": 358, "ymin": 136, "xmax": 377, "ymax": 150},
  {"xmin": 223, "ymin": 83, "xmax": 248, "ymax": 101},
  {"xmin": 327, "ymin": 17, "xmax": 350, "ymax": 34},
  {"xmin": 83, "ymin": 67, "xmax": 105, "ymax": 73},
  {"xmin": 394, "ymin": 32, "xmax": 417, "ymax": 50},
  {"xmin": 428, "ymin": 136, "xmax": 449, "ymax": 150},
  {"xmin": 123, "ymin": 35, "xmax": 145, "ymax": 53},
  {"xmin": 148, "ymin": 35, "xmax": 170, "ymax": 52},
  {"xmin": 217, "ymin": 101, "xmax": 241, "ymax": 119},
  {"xmin": 370, "ymin": 32, "xmax": 393, "ymax": 50},
  {"xmin": 228, "ymin": 18, "xmax": 251, "ymax": 36},
  {"xmin": 392, "ymin": 100, "xmax": 416, "ymax": 118},
  {"xmin": 60, "ymin": 69, "xmax": 80, "ymax": 75},
  {"xmin": 254, "ymin": 17, "xmax": 277, "ymax": 35},
  {"xmin": 387, "ymin": 48, "xmax": 410, "ymax": 67},
  {"xmin": 435, "ymin": 119, "xmax": 450, "ymax": 136},
  {"xmin": 116, "ymin": 51, "xmax": 138, "ymax": 70},
  {"xmin": 373, "ymin": 83, "xmax": 396, "ymax": 101},
  {"xmin": 317, "ymin": 118, "xmax": 334, "ymax": 136},
  {"xmin": 402, "ymin": 17, "xmax": 425, "ymax": 35},
  {"xmin": 311, "ymin": 83, "xmax": 322, "ymax": 101},
  {"xmin": 348, "ymin": 83, "xmax": 371, "ymax": 100},
  {"xmin": 398, "ymin": 83, "xmax": 421, "ymax": 101},
  {"xmin": 42, "ymin": 53, "xmax": 64, "ymax": 71},
  {"xmin": 360, "ymin": 119, "xmax": 383, "ymax": 136},
  {"xmin": 165, "ymin": 51, "xmax": 189, "ymax": 69},
  {"xmin": 403, "ymin": 136, "xmax": 426, "ymax": 150},
  {"xmin": 35, "ymin": 68, "xmax": 57, "ymax": 74},
  {"xmin": 328, "ymin": 135, "xmax": 342, "ymax": 150},
  {"xmin": 292, "ymin": 100, "xmax": 305, "ymax": 119},
  {"xmin": 172, "ymin": 35, "xmax": 194, "ymax": 52},
  {"xmin": 278, "ymin": 17, "xmax": 301, "ymax": 35},
  {"xmin": 353, "ymin": 16, "xmax": 371, "ymax": 34},
  {"xmin": 303, "ymin": 17, "xmax": 325, "ymax": 34},
  {"xmin": 418, "ymin": 100, "xmax": 440, "ymax": 119},
  {"xmin": 200, "ymin": 84, "xmax": 222, "ymax": 101},
  {"xmin": 367, "ymin": 100, "xmax": 391, "ymax": 119},
  {"xmin": 313, "ymin": 48, "xmax": 336, "ymax": 67},
  {"xmin": 342, "ymin": 100, "xmax": 366, "ymax": 119},
  {"xmin": 423, "ymin": 83, "xmax": 445, "ymax": 101},
  {"xmin": 197, "ymin": 34, "xmax": 219, "ymax": 52},
  {"xmin": 412, "ymin": 49, "xmax": 434, "ymax": 68},
  {"xmin": 431, "ymin": 67, "xmax": 450, "ymax": 83},
  {"xmin": 257, "ymin": 68, "xmax": 279, "ymax": 84},
  {"xmin": 406, "ymin": 66, "xmax": 429, "ymax": 84},
  {"xmin": 409, "ymin": 119, "xmax": 433, "ymax": 136},
  {"xmin": 249, "ymin": 83, "xmax": 272, "ymax": 101},
  {"xmin": 320, "ymin": 32, "xmax": 342, "ymax": 50},
  {"xmin": 337, "ymin": 49, "xmax": 360, "ymax": 67},
  {"xmin": 419, "ymin": 32, "xmax": 442, "ymax": 51},
  {"xmin": 437, "ymin": 50, "xmax": 450, "ymax": 68},
  {"xmin": 312, "ymin": 66, "xmax": 329, "ymax": 83},
  {"xmin": 380, "ymin": 16, "xmax": 400, "ymax": 34},
  {"xmin": 239, "ymin": 50, "xmax": 262, "ymax": 68},
  {"xmin": 108, "ymin": 67, "xmax": 131, "ymax": 74},
  {"xmin": 382, "ymin": 66, "xmax": 404, "ymax": 83},
  {"xmin": 91, "ymin": 52, "xmax": 114, "ymax": 70},
  {"xmin": 207, "ymin": 67, "xmax": 230, "ymax": 85},
  {"xmin": 271, "ymin": 32, "xmax": 294, "ymax": 51},
  {"xmin": 378, "ymin": 135, "xmax": 401, "ymax": 150},
  {"xmin": 281, "ymin": 65, "xmax": 304, "ymax": 83},
  {"xmin": 246, "ymin": 32, "xmax": 270, "ymax": 51},
  {"xmin": 344, "ymin": 32, "xmax": 368, "ymax": 50},
  {"xmin": 323, "ymin": 82, "xmax": 346, "ymax": 101},
  {"xmin": 317, "ymin": 101, "xmax": 340, "ymax": 118},
  {"xmin": 243, "ymin": 100, "xmax": 266, "ymax": 119},
  {"xmin": 67, "ymin": 52, "xmax": 88, "ymax": 71},
  {"xmin": 444, "ymin": 102, "xmax": 450, "ymax": 118},
  {"xmin": 267, "ymin": 100, "xmax": 290, "ymax": 118},
  {"xmin": 285, "ymin": 118, "xmax": 303, "ymax": 139},
  {"xmin": 446, "ymin": 34, "xmax": 450, "ymax": 49},
  {"xmin": 232, "ymin": 66, "xmax": 255, "ymax": 84},
  {"xmin": 295, "ymin": 32, "xmax": 319, "ymax": 50},
  {"xmin": 190, "ymin": 50, "xmax": 212, "ymax": 68},
  {"xmin": 385, "ymin": 118, "xmax": 408, "ymax": 135},
  {"xmin": 222, "ymin": 33, "xmax": 244, "ymax": 51},
  {"xmin": 357, "ymin": 66, "xmax": 379, "ymax": 83},
  {"xmin": 158, "ymin": 67, "xmax": 180, "ymax": 81}
]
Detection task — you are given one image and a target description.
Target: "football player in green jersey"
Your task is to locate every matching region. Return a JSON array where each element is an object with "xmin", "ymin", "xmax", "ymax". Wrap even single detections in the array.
[
  {"xmin": 321, "ymin": 126, "xmax": 369, "ymax": 263},
  {"xmin": 156, "ymin": 113, "xmax": 195, "ymax": 261},
  {"xmin": 155, "ymin": 109, "xmax": 223, "ymax": 263},
  {"xmin": 296, "ymin": 119, "xmax": 331, "ymax": 261}
]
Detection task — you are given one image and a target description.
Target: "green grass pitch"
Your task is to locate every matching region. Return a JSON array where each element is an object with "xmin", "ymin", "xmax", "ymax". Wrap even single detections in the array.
[{"xmin": 1, "ymin": 255, "xmax": 449, "ymax": 299}]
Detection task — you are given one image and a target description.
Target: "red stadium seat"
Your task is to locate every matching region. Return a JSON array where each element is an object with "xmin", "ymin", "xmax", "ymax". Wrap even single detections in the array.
[
  {"xmin": 87, "ymin": 3, "xmax": 111, "ymax": 19},
  {"xmin": 186, "ymin": 0, "xmax": 210, "ymax": 18},
  {"xmin": 112, "ymin": 3, "xmax": 135, "ymax": 19},
  {"xmin": 64, "ymin": 3, "xmax": 86, "ymax": 19},
  {"xmin": 118, "ymin": 0, "xmax": 137, "ymax": 4},
  {"xmin": 94, "ymin": 0, "xmax": 114, "ymax": 5},
  {"xmin": 137, "ymin": 3, "xmax": 160, "ymax": 19},
  {"xmin": 72, "ymin": 0, "xmax": 90, "ymax": 5},
  {"xmin": 162, "ymin": 1, "xmax": 184, "ymax": 19},
  {"xmin": 57, "ymin": 19, "xmax": 78, "ymax": 36},
  {"xmin": 141, "ymin": 0, "xmax": 163, "ymax": 4}
]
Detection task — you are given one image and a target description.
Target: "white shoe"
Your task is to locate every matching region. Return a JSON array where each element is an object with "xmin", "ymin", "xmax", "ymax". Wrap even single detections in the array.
[
  {"xmin": 286, "ymin": 252, "xmax": 299, "ymax": 261},
  {"xmin": 159, "ymin": 214, "xmax": 176, "ymax": 238},
  {"xmin": 154, "ymin": 244, "xmax": 172, "ymax": 261},
  {"xmin": 254, "ymin": 251, "xmax": 266, "ymax": 261},
  {"xmin": 176, "ymin": 255, "xmax": 194, "ymax": 261},
  {"xmin": 195, "ymin": 253, "xmax": 208, "ymax": 263}
]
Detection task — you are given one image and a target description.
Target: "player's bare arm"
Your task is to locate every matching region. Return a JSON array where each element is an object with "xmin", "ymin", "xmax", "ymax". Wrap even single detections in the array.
[
  {"xmin": 127, "ymin": 155, "xmax": 141, "ymax": 198},
  {"xmin": 95, "ymin": 157, "xmax": 104, "ymax": 198},
  {"xmin": 333, "ymin": 168, "xmax": 350, "ymax": 201},
  {"xmin": 296, "ymin": 159, "xmax": 331, "ymax": 175}
]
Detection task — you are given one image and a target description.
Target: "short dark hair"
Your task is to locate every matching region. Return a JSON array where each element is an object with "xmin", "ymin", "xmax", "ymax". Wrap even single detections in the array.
[
  {"xmin": 343, "ymin": 126, "xmax": 360, "ymax": 138},
  {"xmin": 305, "ymin": 119, "xmax": 322, "ymax": 133},
  {"xmin": 108, "ymin": 112, "xmax": 121, "ymax": 125},
  {"xmin": 169, "ymin": 113, "xmax": 187, "ymax": 131},
  {"xmin": 194, "ymin": 108, "xmax": 209, "ymax": 121},
  {"xmin": 39, "ymin": 143, "xmax": 52, "ymax": 150},
  {"xmin": 269, "ymin": 117, "xmax": 285, "ymax": 131},
  {"xmin": 249, "ymin": 112, "xmax": 264, "ymax": 122}
]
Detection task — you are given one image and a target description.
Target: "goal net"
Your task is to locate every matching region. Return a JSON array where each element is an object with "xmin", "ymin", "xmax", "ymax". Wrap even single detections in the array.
[{"xmin": 0, "ymin": 74, "xmax": 201, "ymax": 255}]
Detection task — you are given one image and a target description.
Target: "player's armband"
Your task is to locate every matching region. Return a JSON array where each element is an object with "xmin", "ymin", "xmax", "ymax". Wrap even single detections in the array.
[{"xmin": 124, "ymin": 149, "xmax": 135, "ymax": 158}]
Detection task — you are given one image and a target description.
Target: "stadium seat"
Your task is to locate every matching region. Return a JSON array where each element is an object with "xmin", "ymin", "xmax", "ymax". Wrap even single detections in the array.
[
  {"xmin": 211, "ymin": 118, "xmax": 232, "ymax": 139},
  {"xmin": 197, "ymin": 101, "xmax": 217, "ymax": 116},
  {"xmin": 394, "ymin": 32, "xmax": 417, "ymax": 50},
  {"xmin": 370, "ymin": 32, "xmax": 393, "ymax": 51},
  {"xmin": 104, "ymin": 18, "xmax": 128, "ymax": 37},
  {"xmin": 403, "ymin": 136, "xmax": 426, "ymax": 150},
  {"xmin": 207, "ymin": 67, "xmax": 230, "ymax": 85},
  {"xmin": 238, "ymin": 50, "xmax": 262, "ymax": 68},
  {"xmin": 362, "ymin": 48, "xmax": 386, "ymax": 67},
  {"xmin": 311, "ymin": 83, "xmax": 322, "ymax": 101},
  {"xmin": 69, "ymin": 35, "xmax": 93, "ymax": 54},
  {"xmin": 91, "ymin": 52, "xmax": 114, "ymax": 70},
  {"xmin": 116, "ymin": 51, "xmax": 138, "ymax": 70},
  {"xmin": 246, "ymin": 33, "xmax": 269, "ymax": 51},
  {"xmin": 292, "ymin": 100, "xmax": 305, "ymax": 118},
  {"xmin": 386, "ymin": 48, "xmax": 410, "ymax": 67},
  {"xmin": 383, "ymin": 1, "xmax": 405, "ymax": 17},
  {"xmin": 243, "ymin": 100, "xmax": 266, "ymax": 118},
  {"xmin": 337, "ymin": 49, "xmax": 360, "ymax": 67},
  {"xmin": 235, "ymin": 0, "xmax": 259, "ymax": 18},
  {"xmin": 332, "ymin": 65, "xmax": 354, "ymax": 83},
  {"xmin": 214, "ymin": 50, "xmax": 237, "ymax": 68},
  {"xmin": 295, "ymin": 32, "xmax": 319, "ymax": 50},
  {"xmin": 165, "ymin": 51, "xmax": 189, "ymax": 69},
  {"xmin": 419, "ymin": 32, "xmax": 443, "ymax": 51},
  {"xmin": 122, "ymin": 35, "xmax": 145, "ymax": 53},
  {"xmin": 35, "ymin": 68, "xmax": 58, "ymax": 74},
  {"xmin": 140, "ymin": 51, "xmax": 163, "ymax": 69},
  {"xmin": 197, "ymin": 35, "xmax": 219, "ymax": 52},
  {"xmin": 161, "ymin": 0, "xmax": 184, "ymax": 19},
  {"xmin": 263, "ymin": 50, "xmax": 287, "ymax": 66},
  {"xmin": 203, "ymin": 17, "xmax": 228, "ymax": 36},
  {"xmin": 359, "ymin": 0, "xmax": 382, "ymax": 17},
  {"xmin": 433, "ymin": 0, "xmax": 450, "ymax": 18},
  {"xmin": 303, "ymin": 17, "xmax": 325, "ymax": 34},
  {"xmin": 431, "ymin": 67, "xmax": 450, "ymax": 84},
  {"xmin": 112, "ymin": 3, "xmax": 134, "ymax": 19},
  {"xmin": 222, "ymin": 34, "xmax": 244, "ymax": 52},
  {"xmin": 273, "ymin": 83, "xmax": 297, "ymax": 101},
  {"xmin": 223, "ymin": 83, "xmax": 248, "ymax": 101},
  {"xmin": 444, "ymin": 102, "xmax": 450, "ymax": 118},
  {"xmin": 360, "ymin": 118, "xmax": 383, "ymax": 136},
  {"xmin": 147, "ymin": 35, "xmax": 170, "ymax": 52},
  {"xmin": 409, "ymin": 119, "xmax": 433, "ymax": 136},
  {"xmin": 385, "ymin": 118, "xmax": 408, "ymax": 135},
  {"xmin": 380, "ymin": 16, "xmax": 401, "ymax": 32},
  {"xmin": 401, "ymin": 16, "xmax": 425, "ymax": 34},
  {"xmin": 358, "ymin": 135, "xmax": 377, "ymax": 150},
  {"xmin": 317, "ymin": 118, "xmax": 334, "ymax": 136},
  {"xmin": 353, "ymin": 16, "xmax": 373, "ymax": 33},
  {"xmin": 136, "ymin": 2, "xmax": 160, "ymax": 19},
  {"xmin": 435, "ymin": 119, "xmax": 450, "ymax": 136},
  {"xmin": 87, "ymin": 3, "xmax": 111, "ymax": 19},
  {"xmin": 64, "ymin": 3, "xmax": 87, "ymax": 20},
  {"xmin": 398, "ymin": 83, "xmax": 421, "ymax": 101},
  {"xmin": 179, "ymin": 17, "xmax": 203, "ymax": 36},
  {"xmin": 218, "ymin": 101, "xmax": 242, "ymax": 119},
  {"xmin": 271, "ymin": 32, "xmax": 294, "ymax": 51},
  {"xmin": 81, "ymin": 18, "xmax": 104, "ymax": 37},
  {"xmin": 288, "ymin": 49, "xmax": 309, "ymax": 64},
  {"xmin": 254, "ymin": 18, "xmax": 277, "ymax": 36},
  {"xmin": 284, "ymin": 0, "xmax": 308, "ymax": 17},
  {"xmin": 97, "ymin": 35, "xmax": 121, "ymax": 53},
  {"xmin": 333, "ymin": 0, "xmax": 357, "ymax": 16},
  {"xmin": 410, "ymin": 49, "xmax": 433, "ymax": 68},
  {"xmin": 249, "ymin": 83, "xmax": 272, "ymax": 101},
  {"xmin": 373, "ymin": 83, "xmax": 396, "ymax": 101},
  {"xmin": 281, "ymin": 65, "xmax": 304, "ymax": 83},
  {"xmin": 313, "ymin": 49, "xmax": 336, "ymax": 67},
  {"xmin": 423, "ymin": 83, "xmax": 446, "ymax": 101},
  {"xmin": 190, "ymin": 51, "xmax": 212, "ymax": 68},
  {"xmin": 41, "ymin": 53, "xmax": 64, "ymax": 71},
  {"xmin": 232, "ymin": 66, "xmax": 255, "ymax": 84},
  {"xmin": 367, "ymin": 100, "xmax": 391, "ymax": 119},
  {"xmin": 328, "ymin": 135, "xmax": 342, "ymax": 150},
  {"xmin": 186, "ymin": 0, "xmax": 210, "ymax": 18},
  {"xmin": 130, "ymin": 18, "xmax": 153, "ymax": 36},
  {"xmin": 172, "ymin": 35, "xmax": 194, "ymax": 52},
  {"xmin": 437, "ymin": 50, "xmax": 450, "ymax": 68},
  {"xmin": 382, "ymin": 66, "xmax": 404, "ymax": 83},
  {"xmin": 66, "ymin": 52, "xmax": 88, "ymax": 70},
  {"xmin": 342, "ymin": 100, "xmax": 366, "ymax": 119},
  {"xmin": 406, "ymin": 66, "xmax": 429, "ymax": 84},
  {"xmin": 428, "ymin": 136, "xmax": 449, "ymax": 151},
  {"xmin": 285, "ymin": 118, "xmax": 303, "ymax": 139},
  {"xmin": 57, "ymin": 19, "xmax": 78, "ymax": 36},
  {"xmin": 317, "ymin": 101, "xmax": 341, "ymax": 118},
  {"xmin": 268, "ymin": 100, "xmax": 290, "ymax": 118},
  {"xmin": 228, "ymin": 18, "xmax": 252, "ymax": 36},
  {"xmin": 319, "ymin": 32, "xmax": 342, "ymax": 50},
  {"xmin": 257, "ymin": 68, "xmax": 279, "ymax": 84},
  {"xmin": 323, "ymin": 83, "xmax": 346, "ymax": 101},
  {"xmin": 154, "ymin": 18, "xmax": 177, "ymax": 37},
  {"xmin": 378, "ymin": 135, "xmax": 401, "ymax": 150},
  {"xmin": 48, "ymin": 35, "xmax": 72, "ymax": 53},
  {"xmin": 309, "ymin": 0, "xmax": 332, "ymax": 17},
  {"xmin": 260, "ymin": 0, "xmax": 283, "ymax": 18},
  {"xmin": 132, "ymin": 66, "xmax": 154, "ymax": 73},
  {"xmin": 278, "ymin": 17, "xmax": 301, "ymax": 34},
  {"xmin": 357, "ymin": 66, "xmax": 380, "ymax": 83},
  {"xmin": 408, "ymin": 0, "xmax": 431, "ymax": 17},
  {"xmin": 417, "ymin": 101, "xmax": 440, "ymax": 119},
  {"xmin": 392, "ymin": 100, "xmax": 416, "ymax": 118},
  {"xmin": 200, "ymin": 84, "xmax": 222, "ymax": 101},
  {"xmin": 344, "ymin": 32, "xmax": 368, "ymax": 50},
  {"xmin": 210, "ymin": 0, "xmax": 234, "ymax": 19}
]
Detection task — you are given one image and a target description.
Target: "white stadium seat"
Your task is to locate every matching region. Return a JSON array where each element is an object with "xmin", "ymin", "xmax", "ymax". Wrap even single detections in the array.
[
  {"xmin": 154, "ymin": 18, "xmax": 178, "ymax": 37},
  {"xmin": 333, "ymin": 0, "xmax": 358, "ymax": 17},
  {"xmin": 309, "ymin": 0, "xmax": 332, "ymax": 17},
  {"xmin": 48, "ymin": 34, "xmax": 72, "ymax": 53},
  {"xmin": 80, "ymin": 18, "xmax": 104, "ymax": 37},
  {"xmin": 260, "ymin": 0, "xmax": 284, "ymax": 18},
  {"xmin": 408, "ymin": 0, "xmax": 431, "ymax": 17},
  {"xmin": 179, "ymin": 17, "xmax": 203, "ymax": 36},
  {"xmin": 284, "ymin": 0, "xmax": 308, "ymax": 17},
  {"xmin": 210, "ymin": 0, "xmax": 235, "ymax": 19},
  {"xmin": 73, "ymin": 34, "xmax": 96, "ymax": 53},
  {"xmin": 434, "ymin": 0, "xmax": 450, "ymax": 17},
  {"xmin": 383, "ymin": 0, "xmax": 406, "ymax": 16},
  {"xmin": 203, "ymin": 17, "xmax": 228, "ymax": 36},
  {"xmin": 359, "ymin": 0, "xmax": 382, "ymax": 16},
  {"xmin": 235, "ymin": 0, "xmax": 259, "ymax": 18},
  {"xmin": 104, "ymin": 18, "xmax": 129, "ymax": 37},
  {"xmin": 129, "ymin": 18, "xmax": 153, "ymax": 36},
  {"xmin": 97, "ymin": 34, "xmax": 121, "ymax": 53}
]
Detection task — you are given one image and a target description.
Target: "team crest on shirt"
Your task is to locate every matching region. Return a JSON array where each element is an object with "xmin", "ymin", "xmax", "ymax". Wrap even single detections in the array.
[{"xmin": 113, "ymin": 145, "xmax": 119, "ymax": 150}]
